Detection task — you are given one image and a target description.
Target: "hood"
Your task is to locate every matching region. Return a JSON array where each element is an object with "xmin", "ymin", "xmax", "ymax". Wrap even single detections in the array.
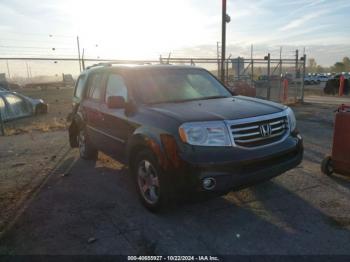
[{"xmin": 146, "ymin": 96, "xmax": 286, "ymax": 123}]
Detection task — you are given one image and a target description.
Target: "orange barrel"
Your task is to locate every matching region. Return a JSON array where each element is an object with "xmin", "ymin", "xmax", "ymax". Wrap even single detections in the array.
[
  {"xmin": 339, "ymin": 75, "xmax": 345, "ymax": 96},
  {"xmin": 332, "ymin": 104, "xmax": 350, "ymax": 175}
]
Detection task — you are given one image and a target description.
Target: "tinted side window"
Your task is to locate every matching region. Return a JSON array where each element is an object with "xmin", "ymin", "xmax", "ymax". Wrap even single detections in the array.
[
  {"xmin": 105, "ymin": 74, "xmax": 128, "ymax": 102},
  {"xmin": 74, "ymin": 75, "xmax": 86, "ymax": 99},
  {"xmin": 87, "ymin": 73, "xmax": 103, "ymax": 100}
]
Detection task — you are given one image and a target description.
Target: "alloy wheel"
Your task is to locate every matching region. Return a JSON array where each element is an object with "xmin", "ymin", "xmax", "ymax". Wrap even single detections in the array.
[
  {"xmin": 137, "ymin": 160, "xmax": 160, "ymax": 205},
  {"xmin": 78, "ymin": 130, "xmax": 86, "ymax": 155}
]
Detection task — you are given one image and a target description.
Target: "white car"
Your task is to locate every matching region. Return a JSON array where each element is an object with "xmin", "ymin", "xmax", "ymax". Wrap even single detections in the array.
[
  {"xmin": 315, "ymin": 75, "xmax": 328, "ymax": 83},
  {"xmin": 304, "ymin": 75, "xmax": 318, "ymax": 85}
]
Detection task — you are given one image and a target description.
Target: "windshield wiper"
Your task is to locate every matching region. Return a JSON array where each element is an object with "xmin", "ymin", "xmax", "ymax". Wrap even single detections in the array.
[
  {"xmin": 199, "ymin": 95, "xmax": 230, "ymax": 100},
  {"xmin": 148, "ymin": 96, "xmax": 230, "ymax": 105}
]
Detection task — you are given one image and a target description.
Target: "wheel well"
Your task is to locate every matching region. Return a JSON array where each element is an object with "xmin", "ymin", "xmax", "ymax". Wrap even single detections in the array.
[
  {"xmin": 69, "ymin": 120, "xmax": 80, "ymax": 148},
  {"xmin": 128, "ymin": 145, "xmax": 150, "ymax": 172}
]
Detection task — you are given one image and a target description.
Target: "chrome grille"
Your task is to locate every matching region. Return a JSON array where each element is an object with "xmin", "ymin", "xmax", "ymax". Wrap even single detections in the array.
[{"xmin": 227, "ymin": 114, "xmax": 289, "ymax": 148}]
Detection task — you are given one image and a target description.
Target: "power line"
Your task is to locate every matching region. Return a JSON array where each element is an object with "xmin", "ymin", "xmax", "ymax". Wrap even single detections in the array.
[
  {"xmin": 0, "ymin": 45, "xmax": 75, "ymax": 50},
  {"xmin": 1, "ymin": 38, "xmax": 75, "ymax": 45},
  {"xmin": 0, "ymin": 51, "xmax": 78, "ymax": 56},
  {"xmin": 2, "ymin": 32, "xmax": 75, "ymax": 38}
]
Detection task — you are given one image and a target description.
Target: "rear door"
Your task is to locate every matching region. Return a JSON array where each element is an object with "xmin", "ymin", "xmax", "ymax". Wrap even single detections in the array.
[{"xmin": 82, "ymin": 71, "xmax": 106, "ymax": 149}]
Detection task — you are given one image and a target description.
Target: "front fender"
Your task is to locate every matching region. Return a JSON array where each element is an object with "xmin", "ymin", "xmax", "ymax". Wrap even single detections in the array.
[
  {"xmin": 127, "ymin": 129, "xmax": 186, "ymax": 173},
  {"xmin": 126, "ymin": 132, "xmax": 168, "ymax": 169}
]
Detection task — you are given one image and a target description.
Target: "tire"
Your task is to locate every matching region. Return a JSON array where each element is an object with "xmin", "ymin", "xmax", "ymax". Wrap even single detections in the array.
[
  {"xmin": 321, "ymin": 156, "xmax": 333, "ymax": 176},
  {"xmin": 78, "ymin": 128, "xmax": 98, "ymax": 160},
  {"xmin": 132, "ymin": 149, "xmax": 168, "ymax": 212},
  {"xmin": 35, "ymin": 103, "xmax": 48, "ymax": 114}
]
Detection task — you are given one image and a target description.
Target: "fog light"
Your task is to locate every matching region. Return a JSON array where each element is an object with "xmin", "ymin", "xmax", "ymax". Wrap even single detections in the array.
[{"xmin": 202, "ymin": 177, "xmax": 216, "ymax": 190}]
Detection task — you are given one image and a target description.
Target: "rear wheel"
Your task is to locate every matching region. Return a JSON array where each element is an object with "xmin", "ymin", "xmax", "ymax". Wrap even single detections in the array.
[
  {"xmin": 321, "ymin": 156, "xmax": 333, "ymax": 176},
  {"xmin": 78, "ymin": 128, "xmax": 98, "ymax": 160},
  {"xmin": 132, "ymin": 149, "xmax": 168, "ymax": 211}
]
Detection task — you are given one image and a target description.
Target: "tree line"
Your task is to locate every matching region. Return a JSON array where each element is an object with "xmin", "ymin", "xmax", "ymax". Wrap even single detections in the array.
[{"xmin": 307, "ymin": 57, "xmax": 350, "ymax": 73}]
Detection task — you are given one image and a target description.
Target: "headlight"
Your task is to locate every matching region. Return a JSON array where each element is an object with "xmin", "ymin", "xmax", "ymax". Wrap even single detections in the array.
[
  {"xmin": 286, "ymin": 107, "xmax": 296, "ymax": 131},
  {"xmin": 179, "ymin": 121, "xmax": 231, "ymax": 146}
]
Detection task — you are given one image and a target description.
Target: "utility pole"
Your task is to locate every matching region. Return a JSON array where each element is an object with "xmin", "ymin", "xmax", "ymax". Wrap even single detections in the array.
[
  {"xmin": 279, "ymin": 47, "xmax": 283, "ymax": 98},
  {"xmin": 217, "ymin": 41, "xmax": 221, "ymax": 78},
  {"xmin": 221, "ymin": 0, "xmax": 227, "ymax": 83},
  {"xmin": 280, "ymin": 46, "xmax": 283, "ymax": 60},
  {"xmin": 226, "ymin": 54, "xmax": 231, "ymax": 82},
  {"xmin": 167, "ymin": 52, "xmax": 171, "ymax": 64},
  {"xmin": 81, "ymin": 48, "xmax": 85, "ymax": 70},
  {"xmin": 294, "ymin": 49, "xmax": 299, "ymax": 101},
  {"xmin": 29, "ymin": 64, "xmax": 32, "ymax": 78},
  {"xmin": 6, "ymin": 60, "xmax": 11, "ymax": 79},
  {"xmin": 251, "ymin": 44, "xmax": 254, "ymax": 86},
  {"xmin": 25, "ymin": 61, "xmax": 30, "ymax": 79},
  {"xmin": 301, "ymin": 54, "xmax": 306, "ymax": 102},
  {"xmin": 295, "ymin": 49, "xmax": 299, "ymax": 78},
  {"xmin": 77, "ymin": 36, "xmax": 82, "ymax": 72}
]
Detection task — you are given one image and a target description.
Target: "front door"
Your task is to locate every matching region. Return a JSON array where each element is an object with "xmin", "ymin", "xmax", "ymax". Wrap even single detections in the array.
[{"xmin": 99, "ymin": 72, "xmax": 132, "ymax": 162}]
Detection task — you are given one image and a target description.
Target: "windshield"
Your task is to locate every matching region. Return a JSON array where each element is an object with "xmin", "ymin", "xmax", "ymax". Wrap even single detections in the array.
[{"xmin": 133, "ymin": 68, "xmax": 232, "ymax": 104}]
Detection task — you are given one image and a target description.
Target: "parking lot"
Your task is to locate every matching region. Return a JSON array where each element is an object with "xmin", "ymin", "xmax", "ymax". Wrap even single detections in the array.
[{"xmin": 0, "ymin": 97, "xmax": 350, "ymax": 255}]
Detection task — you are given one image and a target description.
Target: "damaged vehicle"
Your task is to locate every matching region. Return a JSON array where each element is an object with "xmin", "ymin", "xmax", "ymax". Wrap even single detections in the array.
[
  {"xmin": 0, "ymin": 90, "xmax": 48, "ymax": 122},
  {"xmin": 68, "ymin": 64, "xmax": 303, "ymax": 211}
]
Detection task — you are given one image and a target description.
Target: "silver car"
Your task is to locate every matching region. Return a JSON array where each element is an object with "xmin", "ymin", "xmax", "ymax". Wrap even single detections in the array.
[{"xmin": 0, "ymin": 90, "xmax": 48, "ymax": 122}]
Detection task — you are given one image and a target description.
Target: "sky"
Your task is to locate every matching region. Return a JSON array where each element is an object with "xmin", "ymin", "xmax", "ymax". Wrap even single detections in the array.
[{"xmin": 0, "ymin": 0, "xmax": 350, "ymax": 76}]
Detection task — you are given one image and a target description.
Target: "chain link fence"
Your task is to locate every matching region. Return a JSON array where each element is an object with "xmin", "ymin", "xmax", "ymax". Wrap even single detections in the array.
[
  {"xmin": 0, "ymin": 54, "xmax": 306, "ymax": 104},
  {"xmin": 224, "ymin": 54, "xmax": 306, "ymax": 104}
]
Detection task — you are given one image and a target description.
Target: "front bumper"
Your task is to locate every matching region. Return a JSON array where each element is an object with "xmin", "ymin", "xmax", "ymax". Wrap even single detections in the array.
[{"xmin": 176, "ymin": 134, "xmax": 303, "ymax": 192}]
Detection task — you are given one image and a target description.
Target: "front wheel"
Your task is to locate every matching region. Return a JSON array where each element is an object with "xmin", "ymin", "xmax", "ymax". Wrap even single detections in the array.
[
  {"xmin": 78, "ymin": 128, "xmax": 98, "ymax": 160},
  {"xmin": 132, "ymin": 149, "xmax": 168, "ymax": 212},
  {"xmin": 321, "ymin": 156, "xmax": 333, "ymax": 176}
]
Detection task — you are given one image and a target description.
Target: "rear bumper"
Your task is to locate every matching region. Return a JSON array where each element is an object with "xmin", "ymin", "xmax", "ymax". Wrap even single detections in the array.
[{"xmin": 176, "ymin": 134, "xmax": 303, "ymax": 192}]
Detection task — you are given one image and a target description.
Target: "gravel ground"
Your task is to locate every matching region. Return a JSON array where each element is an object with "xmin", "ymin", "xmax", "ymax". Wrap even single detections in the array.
[{"xmin": 0, "ymin": 99, "xmax": 349, "ymax": 255}]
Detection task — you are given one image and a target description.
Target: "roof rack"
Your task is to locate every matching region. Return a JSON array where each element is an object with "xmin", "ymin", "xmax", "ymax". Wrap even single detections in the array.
[
  {"xmin": 85, "ymin": 63, "xmax": 110, "ymax": 70},
  {"xmin": 85, "ymin": 60, "xmax": 161, "ymax": 70}
]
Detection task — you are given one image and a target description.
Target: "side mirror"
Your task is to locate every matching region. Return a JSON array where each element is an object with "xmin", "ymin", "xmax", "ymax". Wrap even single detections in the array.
[{"xmin": 107, "ymin": 96, "xmax": 126, "ymax": 109}]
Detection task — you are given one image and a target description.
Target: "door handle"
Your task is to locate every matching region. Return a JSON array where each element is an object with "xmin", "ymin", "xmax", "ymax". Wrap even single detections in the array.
[
  {"xmin": 90, "ymin": 109, "xmax": 104, "ymax": 121},
  {"xmin": 97, "ymin": 111, "xmax": 105, "ymax": 121}
]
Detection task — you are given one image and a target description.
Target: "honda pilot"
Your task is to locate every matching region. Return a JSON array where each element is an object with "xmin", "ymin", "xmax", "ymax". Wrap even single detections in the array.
[{"xmin": 68, "ymin": 64, "xmax": 303, "ymax": 211}]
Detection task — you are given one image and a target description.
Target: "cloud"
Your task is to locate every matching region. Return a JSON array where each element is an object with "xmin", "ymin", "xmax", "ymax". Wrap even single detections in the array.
[{"xmin": 279, "ymin": 12, "xmax": 324, "ymax": 31}]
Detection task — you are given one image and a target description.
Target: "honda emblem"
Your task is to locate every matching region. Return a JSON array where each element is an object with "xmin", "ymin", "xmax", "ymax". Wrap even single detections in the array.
[{"xmin": 260, "ymin": 124, "xmax": 272, "ymax": 137}]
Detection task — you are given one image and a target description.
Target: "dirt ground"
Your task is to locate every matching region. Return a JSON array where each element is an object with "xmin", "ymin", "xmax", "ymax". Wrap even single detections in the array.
[
  {"xmin": 0, "ymin": 89, "xmax": 350, "ymax": 255},
  {"xmin": 0, "ymin": 87, "xmax": 73, "ymax": 233}
]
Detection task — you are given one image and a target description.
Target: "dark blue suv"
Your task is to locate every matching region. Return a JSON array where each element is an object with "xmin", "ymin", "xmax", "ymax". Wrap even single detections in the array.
[{"xmin": 68, "ymin": 64, "xmax": 303, "ymax": 211}]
